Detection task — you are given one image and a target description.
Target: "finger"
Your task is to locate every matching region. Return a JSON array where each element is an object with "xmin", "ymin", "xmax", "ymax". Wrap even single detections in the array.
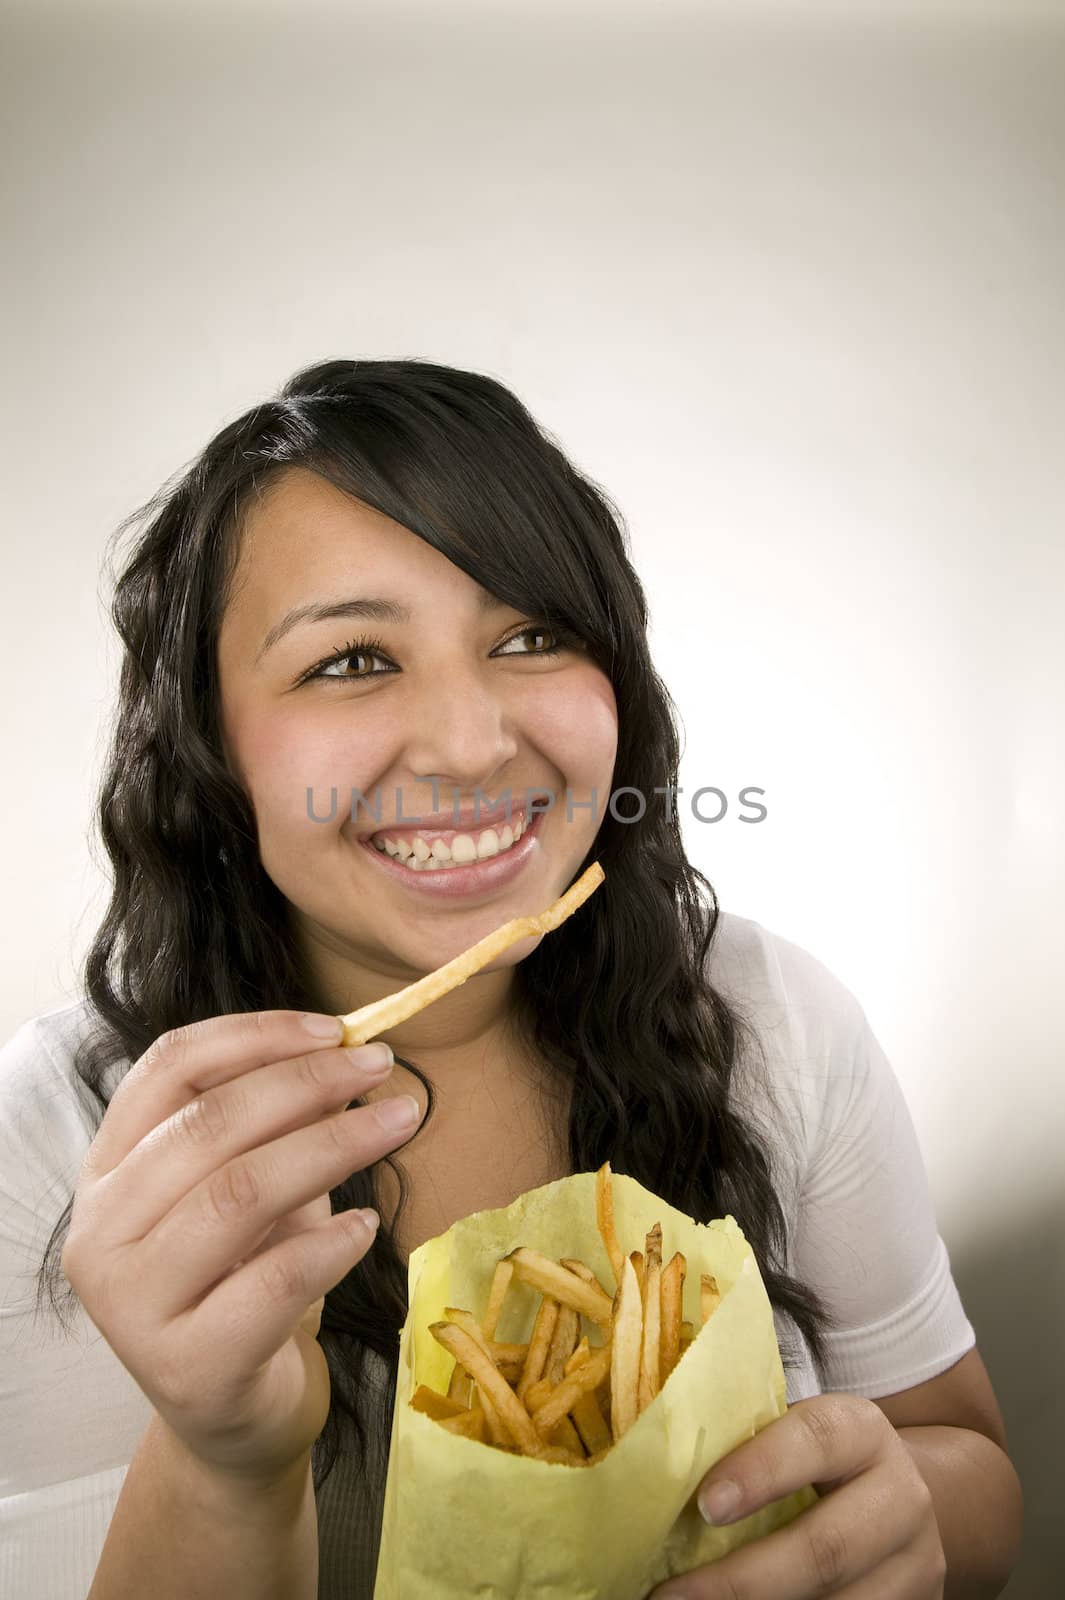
[
  {"xmin": 84, "ymin": 1010, "xmax": 351, "ymax": 1177},
  {"xmin": 88, "ymin": 1039, "xmax": 394, "ymax": 1243},
  {"xmin": 650, "ymin": 1459, "xmax": 911, "ymax": 1599},
  {"xmin": 136, "ymin": 1095, "xmax": 423, "ymax": 1316},
  {"xmin": 694, "ymin": 1396, "xmax": 887, "ymax": 1526},
  {"xmin": 179, "ymin": 1205, "xmax": 381, "ymax": 1377}
]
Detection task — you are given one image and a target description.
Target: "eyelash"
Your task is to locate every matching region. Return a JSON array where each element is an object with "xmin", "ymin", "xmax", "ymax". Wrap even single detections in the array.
[{"xmin": 299, "ymin": 625, "xmax": 568, "ymax": 685}]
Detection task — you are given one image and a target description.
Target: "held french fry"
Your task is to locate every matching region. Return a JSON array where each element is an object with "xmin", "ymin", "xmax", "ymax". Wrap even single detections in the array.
[
  {"xmin": 338, "ymin": 862, "xmax": 605, "ymax": 1045},
  {"xmin": 659, "ymin": 1250, "xmax": 686, "ymax": 1385}
]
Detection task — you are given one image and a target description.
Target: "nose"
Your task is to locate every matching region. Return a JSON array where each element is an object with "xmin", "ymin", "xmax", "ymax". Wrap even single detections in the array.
[{"xmin": 401, "ymin": 670, "xmax": 520, "ymax": 799}]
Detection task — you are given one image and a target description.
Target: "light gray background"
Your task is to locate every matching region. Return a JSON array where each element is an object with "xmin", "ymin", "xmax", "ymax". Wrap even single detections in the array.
[{"xmin": 2, "ymin": 1, "xmax": 1062, "ymax": 1591}]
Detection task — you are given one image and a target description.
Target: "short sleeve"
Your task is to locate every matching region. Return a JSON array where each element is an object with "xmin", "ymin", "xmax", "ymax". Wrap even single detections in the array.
[
  {"xmin": 791, "ymin": 1005, "xmax": 976, "ymax": 1397},
  {"xmin": 0, "ymin": 1008, "xmax": 153, "ymax": 1597}
]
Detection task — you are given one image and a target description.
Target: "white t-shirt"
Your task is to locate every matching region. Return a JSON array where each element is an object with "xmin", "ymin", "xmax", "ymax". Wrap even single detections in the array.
[{"xmin": 0, "ymin": 912, "xmax": 975, "ymax": 1600}]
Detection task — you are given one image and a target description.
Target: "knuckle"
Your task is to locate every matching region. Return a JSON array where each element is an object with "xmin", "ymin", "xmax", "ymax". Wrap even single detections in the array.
[
  {"xmin": 796, "ymin": 1396, "xmax": 847, "ymax": 1458},
  {"xmin": 204, "ymin": 1160, "xmax": 261, "ymax": 1223},
  {"xmin": 322, "ymin": 1107, "xmax": 357, "ymax": 1156},
  {"xmin": 256, "ymin": 1249, "xmax": 306, "ymax": 1307},
  {"xmin": 172, "ymin": 1091, "xmax": 230, "ymax": 1150},
  {"xmin": 805, "ymin": 1522, "xmax": 848, "ymax": 1588},
  {"xmin": 295, "ymin": 1047, "xmax": 338, "ymax": 1097}
]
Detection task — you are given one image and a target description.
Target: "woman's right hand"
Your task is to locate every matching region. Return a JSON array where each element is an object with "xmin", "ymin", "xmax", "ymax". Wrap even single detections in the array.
[{"xmin": 60, "ymin": 1009, "xmax": 422, "ymax": 1487}]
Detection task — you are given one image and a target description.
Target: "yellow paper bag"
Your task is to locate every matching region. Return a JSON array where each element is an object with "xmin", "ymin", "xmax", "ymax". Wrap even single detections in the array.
[{"xmin": 372, "ymin": 1169, "xmax": 816, "ymax": 1599}]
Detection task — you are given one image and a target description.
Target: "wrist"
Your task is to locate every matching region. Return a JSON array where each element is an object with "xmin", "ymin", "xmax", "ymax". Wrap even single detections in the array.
[{"xmin": 147, "ymin": 1413, "xmax": 313, "ymax": 1523}]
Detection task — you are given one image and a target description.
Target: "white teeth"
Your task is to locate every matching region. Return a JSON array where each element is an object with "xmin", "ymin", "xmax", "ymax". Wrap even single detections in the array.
[{"xmin": 371, "ymin": 810, "xmax": 534, "ymax": 872}]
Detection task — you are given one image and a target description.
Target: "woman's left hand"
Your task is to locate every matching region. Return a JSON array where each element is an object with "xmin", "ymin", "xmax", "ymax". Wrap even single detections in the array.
[{"xmin": 648, "ymin": 1392, "xmax": 947, "ymax": 1598}]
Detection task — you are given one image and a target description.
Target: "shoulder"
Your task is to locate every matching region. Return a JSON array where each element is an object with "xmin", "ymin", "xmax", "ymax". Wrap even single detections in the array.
[
  {"xmin": 705, "ymin": 910, "xmax": 878, "ymax": 1177},
  {"xmin": 708, "ymin": 909, "xmax": 867, "ymax": 1047}
]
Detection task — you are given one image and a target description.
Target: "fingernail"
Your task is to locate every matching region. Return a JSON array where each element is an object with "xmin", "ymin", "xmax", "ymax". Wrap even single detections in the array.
[
  {"xmin": 345, "ymin": 1042, "xmax": 394, "ymax": 1075},
  {"xmin": 699, "ymin": 1478, "xmax": 742, "ymax": 1524},
  {"xmin": 301, "ymin": 1012, "xmax": 344, "ymax": 1039},
  {"xmin": 373, "ymin": 1094, "xmax": 422, "ymax": 1132}
]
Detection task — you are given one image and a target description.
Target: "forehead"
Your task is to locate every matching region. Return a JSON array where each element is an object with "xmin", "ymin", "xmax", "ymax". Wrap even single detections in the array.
[{"xmin": 233, "ymin": 466, "xmax": 424, "ymax": 579}]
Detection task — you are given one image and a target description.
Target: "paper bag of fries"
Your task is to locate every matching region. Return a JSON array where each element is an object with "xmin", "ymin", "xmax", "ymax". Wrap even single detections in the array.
[{"xmin": 371, "ymin": 1163, "xmax": 816, "ymax": 1599}]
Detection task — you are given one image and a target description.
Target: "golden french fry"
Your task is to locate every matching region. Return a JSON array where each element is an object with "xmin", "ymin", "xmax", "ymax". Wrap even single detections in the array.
[
  {"xmin": 475, "ymin": 1387, "xmax": 511, "ymax": 1449},
  {"xmin": 481, "ymin": 1260, "xmax": 515, "ymax": 1341},
  {"xmin": 562, "ymin": 1343, "xmax": 613, "ymax": 1454},
  {"xmin": 523, "ymin": 1381, "xmax": 587, "ymax": 1456},
  {"xmin": 638, "ymin": 1225, "xmax": 662, "ymax": 1413},
  {"xmin": 659, "ymin": 1250, "xmax": 687, "ymax": 1386},
  {"xmin": 559, "ymin": 1257, "xmax": 611, "ymax": 1300},
  {"xmin": 506, "ymin": 1248, "xmax": 614, "ymax": 1326},
  {"xmin": 531, "ymin": 1339, "xmax": 613, "ymax": 1438},
  {"xmin": 544, "ymin": 1303, "xmax": 580, "ymax": 1385},
  {"xmin": 701, "ymin": 1273, "xmax": 722, "ymax": 1325},
  {"xmin": 564, "ymin": 1335, "xmax": 592, "ymax": 1374},
  {"xmin": 594, "ymin": 1162, "xmax": 625, "ymax": 1287},
  {"xmin": 516, "ymin": 1296, "xmax": 559, "ymax": 1399},
  {"xmin": 338, "ymin": 862, "xmax": 605, "ymax": 1044},
  {"xmin": 430, "ymin": 1322, "xmax": 542, "ymax": 1454},
  {"xmin": 488, "ymin": 1340, "xmax": 528, "ymax": 1364},
  {"xmin": 610, "ymin": 1255, "xmax": 642, "ymax": 1441},
  {"xmin": 410, "ymin": 1385, "xmax": 469, "ymax": 1422},
  {"xmin": 446, "ymin": 1365, "xmax": 473, "ymax": 1407}
]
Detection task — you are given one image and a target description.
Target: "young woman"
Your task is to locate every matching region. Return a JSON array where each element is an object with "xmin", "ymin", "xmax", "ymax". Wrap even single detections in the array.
[{"xmin": 1, "ymin": 359, "xmax": 1020, "ymax": 1598}]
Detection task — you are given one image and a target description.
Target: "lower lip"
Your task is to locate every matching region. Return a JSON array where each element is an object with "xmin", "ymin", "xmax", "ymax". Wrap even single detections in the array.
[{"xmin": 358, "ymin": 812, "xmax": 545, "ymax": 897}]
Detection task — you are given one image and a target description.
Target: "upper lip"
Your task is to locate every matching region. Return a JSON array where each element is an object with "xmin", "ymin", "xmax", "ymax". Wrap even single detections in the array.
[{"xmin": 367, "ymin": 792, "xmax": 551, "ymax": 838}]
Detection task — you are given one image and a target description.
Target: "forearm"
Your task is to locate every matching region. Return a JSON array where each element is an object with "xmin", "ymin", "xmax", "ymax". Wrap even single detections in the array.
[
  {"xmin": 898, "ymin": 1424, "xmax": 1023, "ymax": 1599},
  {"xmin": 87, "ymin": 1413, "xmax": 318, "ymax": 1600}
]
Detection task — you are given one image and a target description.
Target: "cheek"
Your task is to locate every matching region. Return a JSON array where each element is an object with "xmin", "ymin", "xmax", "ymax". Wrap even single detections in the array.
[
  {"xmin": 226, "ymin": 701, "xmax": 394, "ymax": 836},
  {"xmin": 534, "ymin": 669, "xmax": 618, "ymax": 787}
]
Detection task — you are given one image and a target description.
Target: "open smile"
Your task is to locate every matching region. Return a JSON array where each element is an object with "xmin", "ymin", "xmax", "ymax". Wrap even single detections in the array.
[{"xmin": 358, "ymin": 807, "xmax": 547, "ymax": 896}]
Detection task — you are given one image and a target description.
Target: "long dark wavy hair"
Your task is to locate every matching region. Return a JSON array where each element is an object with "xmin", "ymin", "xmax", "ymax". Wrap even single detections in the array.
[{"xmin": 37, "ymin": 357, "xmax": 829, "ymax": 1495}]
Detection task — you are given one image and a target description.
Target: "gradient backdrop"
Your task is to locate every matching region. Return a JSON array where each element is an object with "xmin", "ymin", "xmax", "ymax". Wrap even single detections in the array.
[{"xmin": 2, "ymin": 1, "xmax": 1062, "ymax": 1591}]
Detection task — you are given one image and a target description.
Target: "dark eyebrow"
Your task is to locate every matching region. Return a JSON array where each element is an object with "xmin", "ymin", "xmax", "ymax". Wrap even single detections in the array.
[{"xmin": 257, "ymin": 591, "xmax": 508, "ymax": 664}]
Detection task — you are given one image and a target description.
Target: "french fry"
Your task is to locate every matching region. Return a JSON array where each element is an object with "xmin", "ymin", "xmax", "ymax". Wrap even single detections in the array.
[
  {"xmin": 338, "ymin": 863, "xmax": 605, "ymax": 1045},
  {"xmin": 413, "ymin": 1150, "xmax": 728, "ymax": 1468},
  {"xmin": 559, "ymin": 1258, "xmax": 611, "ymax": 1301},
  {"xmin": 411, "ymin": 1385, "xmax": 470, "ymax": 1422},
  {"xmin": 531, "ymin": 1339, "xmax": 613, "ymax": 1438},
  {"xmin": 595, "ymin": 1162, "xmax": 625, "ymax": 1286},
  {"xmin": 506, "ymin": 1248, "xmax": 614, "ymax": 1327},
  {"xmin": 659, "ymin": 1250, "xmax": 686, "ymax": 1386},
  {"xmin": 563, "ymin": 1343, "xmax": 612, "ymax": 1454},
  {"xmin": 610, "ymin": 1255, "xmax": 642, "ymax": 1441},
  {"xmin": 638, "ymin": 1224, "xmax": 662, "ymax": 1413},
  {"xmin": 544, "ymin": 1303, "xmax": 580, "ymax": 1385},
  {"xmin": 429, "ymin": 1322, "xmax": 542, "ymax": 1454},
  {"xmin": 482, "ymin": 1260, "xmax": 515, "ymax": 1341},
  {"xmin": 516, "ymin": 1296, "xmax": 559, "ymax": 1399},
  {"xmin": 476, "ymin": 1387, "xmax": 511, "ymax": 1449}
]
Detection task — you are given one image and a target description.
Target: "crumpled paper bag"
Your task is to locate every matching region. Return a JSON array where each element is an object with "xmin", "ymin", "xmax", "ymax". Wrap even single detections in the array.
[{"xmin": 372, "ymin": 1168, "xmax": 815, "ymax": 1599}]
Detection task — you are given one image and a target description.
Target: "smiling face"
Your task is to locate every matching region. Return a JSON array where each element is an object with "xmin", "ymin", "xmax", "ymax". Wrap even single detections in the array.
[{"xmin": 216, "ymin": 467, "xmax": 618, "ymax": 1010}]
